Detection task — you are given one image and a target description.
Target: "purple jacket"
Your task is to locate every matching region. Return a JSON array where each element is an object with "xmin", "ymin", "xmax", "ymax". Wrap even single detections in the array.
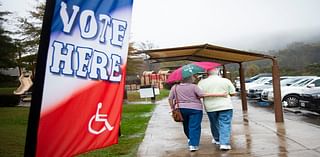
[{"xmin": 168, "ymin": 83, "xmax": 204, "ymax": 110}]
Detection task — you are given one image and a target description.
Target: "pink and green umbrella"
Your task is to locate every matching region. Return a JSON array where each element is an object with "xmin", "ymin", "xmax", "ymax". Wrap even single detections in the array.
[{"xmin": 166, "ymin": 62, "xmax": 221, "ymax": 83}]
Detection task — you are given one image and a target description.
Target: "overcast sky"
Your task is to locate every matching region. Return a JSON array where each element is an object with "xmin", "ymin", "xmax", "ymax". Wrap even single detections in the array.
[
  {"xmin": 2, "ymin": 0, "xmax": 320, "ymax": 51},
  {"xmin": 0, "ymin": 0, "xmax": 35, "ymax": 17},
  {"xmin": 131, "ymin": 0, "xmax": 320, "ymax": 51}
]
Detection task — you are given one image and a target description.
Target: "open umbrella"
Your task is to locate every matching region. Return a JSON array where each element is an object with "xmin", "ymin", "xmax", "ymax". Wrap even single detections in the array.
[{"xmin": 166, "ymin": 62, "xmax": 221, "ymax": 83}]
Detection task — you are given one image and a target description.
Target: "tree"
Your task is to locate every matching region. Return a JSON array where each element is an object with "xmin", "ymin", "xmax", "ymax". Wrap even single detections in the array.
[
  {"xmin": 276, "ymin": 42, "xmax": 320, "ymax": 73},
  {"xmin": 15, "ymin": 2, "xmax": 44, "ymax": 76},
  {"xmin": 304, "ymin": 63, "xmax": 320, "ymax": 76},
  {"xmin": 17, "ymin": 2, "xmax": 44, "ymax": 55},
  {"xmin": 126, "ymin": 42, "xmax": 146, "ymax": 76},
  {"xmin": 0, "ymin": 8, "xmax": 16, "ymax": 69},
  {"xmin": 135, "ymin": 40, "xmax": 157, "ymax": 50},
  {"xmin": 245, "ymin": 64, "xmax": 260, "ymax": 77},
  {"xmin": 134, "ymin": 41, "xmax": 160, "ymax": 71}
]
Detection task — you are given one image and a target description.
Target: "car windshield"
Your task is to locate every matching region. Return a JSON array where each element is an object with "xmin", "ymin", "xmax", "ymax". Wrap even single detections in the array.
[
  {"xmin": 264, "ymin": 77, "xmax": 288, "ymax": 85},
  {"xmin": 264, "ymin": 80, "xmax": 273, "ymax": 85},
  {"xmin": 291, "ymin": 78, "xmax": 314, "ymax": 87},
  {"xmin": 280, "ymin": 78, "xmax": 303, "ymax": 86},
  {"xmin": 247, "ymin": 74, "xmax": 271, "ymax": 82},
  {"xmin": 253, "ymin": 77, "xmax": 271, "ymax": 84}
]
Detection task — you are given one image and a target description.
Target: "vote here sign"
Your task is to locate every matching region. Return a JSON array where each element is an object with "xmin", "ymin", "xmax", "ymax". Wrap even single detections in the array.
[{"xmin": 24, "ymin": 0, "xmax": 134, "ymax": 156}]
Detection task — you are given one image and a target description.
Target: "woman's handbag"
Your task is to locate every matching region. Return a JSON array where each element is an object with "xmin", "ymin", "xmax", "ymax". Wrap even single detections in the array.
[
  {"xmin": 172, "ymin": 108, "xmax": 184, "ymax": 122},
  {"xmin": 171, "ymin": 85, "xmax": 184, "ymax": 122}
]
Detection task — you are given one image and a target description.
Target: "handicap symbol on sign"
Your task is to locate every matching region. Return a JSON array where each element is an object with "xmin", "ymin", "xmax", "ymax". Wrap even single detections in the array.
[{"xmin": 88, "ymin": 102, "xmax": 114, "ymax": 134}]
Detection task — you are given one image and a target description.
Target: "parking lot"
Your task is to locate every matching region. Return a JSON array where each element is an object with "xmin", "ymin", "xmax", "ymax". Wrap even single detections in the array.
[
  {"xmin": 234, "ymin": 74, "xmax": 320, "ymax": 127},
  {"xmin": 246, "ymin": 98, "xmax": 320, "ymax": 126}
]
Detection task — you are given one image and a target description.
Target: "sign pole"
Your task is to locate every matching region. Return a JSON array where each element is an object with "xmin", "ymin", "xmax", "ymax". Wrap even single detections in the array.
[{"xmin": 24, "ymin": 0, "xmax": 56, "ymax": 156}]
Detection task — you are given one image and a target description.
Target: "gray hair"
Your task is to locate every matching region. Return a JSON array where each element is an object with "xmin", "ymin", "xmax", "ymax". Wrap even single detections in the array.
[
  {"xmin": 208, "ymin": 68, "xmax": 220, "ymax": 76},
  {"xmin": 181, "ymin": 76, "xmax": 193, "ymax": 83}
]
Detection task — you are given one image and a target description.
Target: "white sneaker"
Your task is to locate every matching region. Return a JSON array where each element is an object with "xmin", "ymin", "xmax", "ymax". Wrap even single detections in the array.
[
  {"xmin": 220, "ymin": 145, "xmax": 231, "ymax": 150},
  {"xmin": 211, "ymin": 139, "xmax": 220, "ymax": 145},
  {"xmin": 189, "ymin": 146, "xmax": 199, "ymax": 152}
]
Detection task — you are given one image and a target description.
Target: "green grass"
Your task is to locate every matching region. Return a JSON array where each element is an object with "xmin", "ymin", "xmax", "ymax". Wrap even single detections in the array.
[
  {"xmin": 0, "ymin": 104, "xmax": 155, "ymax": 157},
  {"xmin": 0, "ymin": 107, "xmax": 29, "ymax": 157},
  {"xmin": 156, "ymin": 89, "xmax": 169, "ymax": 101},
  {"xmin": 127, "ymin": 89, "xmax": 169, "ymax": 102},
  {"xmin": 0, "ymin": 87, "xmax": 16, "ymax": 95}
]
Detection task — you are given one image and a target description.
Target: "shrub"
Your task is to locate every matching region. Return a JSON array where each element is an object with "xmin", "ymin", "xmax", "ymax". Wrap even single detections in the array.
[
  {"xmin": 0, "ymin": 94, "xmax": 20, "ymax": 107},
  {"xmin": 0, "ymin": 74, "xmax": 19, "ymax": 87},
  {"xmin": 163, "ymin": 82, "xmax": 174, "ymax": 90}
]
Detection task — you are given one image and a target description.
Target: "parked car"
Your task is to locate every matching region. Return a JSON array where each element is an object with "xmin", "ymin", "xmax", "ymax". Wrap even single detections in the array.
[
  {"xmin": 262, "ymin": 77, "xmax": 320, "ymax": 107},
  {"xmin": 299, "ymin": 90, "xmax": 320, "ymax": 113},
  {"xmin": 247, "ymin": 77, "xmax": 303, "ymax": 100},
  {"xmin": 245, "ymin": 73, "xmax": 272, "ymax": 83},
  {"xmin": 245, "ymin": 77, "xmax": 272, "ymax": 93},
  {"xmin": 235, "ymin": 73, "xmax": 272, "ymax": 91}
]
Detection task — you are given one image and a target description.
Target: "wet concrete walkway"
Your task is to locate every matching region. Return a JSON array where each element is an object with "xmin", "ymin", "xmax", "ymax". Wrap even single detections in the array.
[{"xmin": 137, "ymin": 97, "xmax": 320, "ymax": 157}]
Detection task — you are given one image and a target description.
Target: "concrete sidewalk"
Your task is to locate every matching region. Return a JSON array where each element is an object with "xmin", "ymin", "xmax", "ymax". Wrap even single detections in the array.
[{"xmin": 137, "ymin": 97, "xmax": 320, "ymax": 157}]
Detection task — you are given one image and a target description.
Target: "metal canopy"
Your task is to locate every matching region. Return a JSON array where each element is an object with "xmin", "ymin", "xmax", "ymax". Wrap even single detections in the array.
[{"xmin": 144, "ymin": 43, "xmax": 275, "ymax": 64}]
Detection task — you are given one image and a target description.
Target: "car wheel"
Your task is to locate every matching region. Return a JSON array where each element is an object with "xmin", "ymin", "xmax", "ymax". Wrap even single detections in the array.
[{"xmin": 283, "ymin": 95, "xmax": 299, "ymax": 107}]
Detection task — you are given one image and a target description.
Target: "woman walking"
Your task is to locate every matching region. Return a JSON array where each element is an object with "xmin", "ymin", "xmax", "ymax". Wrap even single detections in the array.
[{"xmin": 168, "ymin": 75, "xmax": 225, "ymax": 152}]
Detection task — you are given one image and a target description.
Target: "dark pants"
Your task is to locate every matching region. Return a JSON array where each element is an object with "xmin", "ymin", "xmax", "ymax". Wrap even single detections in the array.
[{"xmin": 180, "ymin": 108, "xmax": 203, "ymax": 146}]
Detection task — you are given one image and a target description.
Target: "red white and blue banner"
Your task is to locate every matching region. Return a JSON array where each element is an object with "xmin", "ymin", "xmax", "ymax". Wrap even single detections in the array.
[{"xmin": 25, "ymin": 0, "xmax": 134, "ymax": 156}]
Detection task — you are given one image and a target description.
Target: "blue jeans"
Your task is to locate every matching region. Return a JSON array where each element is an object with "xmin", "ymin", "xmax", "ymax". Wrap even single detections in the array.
[
  {"xmin": 207, "ymin": 109, "xmax": 233, "ymax": 145},
  {"xmin": 179, "ymin": 108, "xmax": 203, "ymax": 146}
]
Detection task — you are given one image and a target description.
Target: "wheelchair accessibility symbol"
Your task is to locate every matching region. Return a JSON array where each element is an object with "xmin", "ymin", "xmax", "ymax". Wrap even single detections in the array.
[{"xmin": 88, "ymin": 102, "xmax": 114, "ymax": 134}]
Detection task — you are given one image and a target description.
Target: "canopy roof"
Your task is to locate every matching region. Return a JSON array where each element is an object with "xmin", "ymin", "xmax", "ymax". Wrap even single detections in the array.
[{"xmin": 143, "ymin": 43, "xmax": 276, "ymax": 64}]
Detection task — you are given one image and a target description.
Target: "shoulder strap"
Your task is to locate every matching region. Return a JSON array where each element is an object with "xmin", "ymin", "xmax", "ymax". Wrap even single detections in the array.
[{"xmin": 174, "ymin": 85, "xmax": 179, "ymax": 108}]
